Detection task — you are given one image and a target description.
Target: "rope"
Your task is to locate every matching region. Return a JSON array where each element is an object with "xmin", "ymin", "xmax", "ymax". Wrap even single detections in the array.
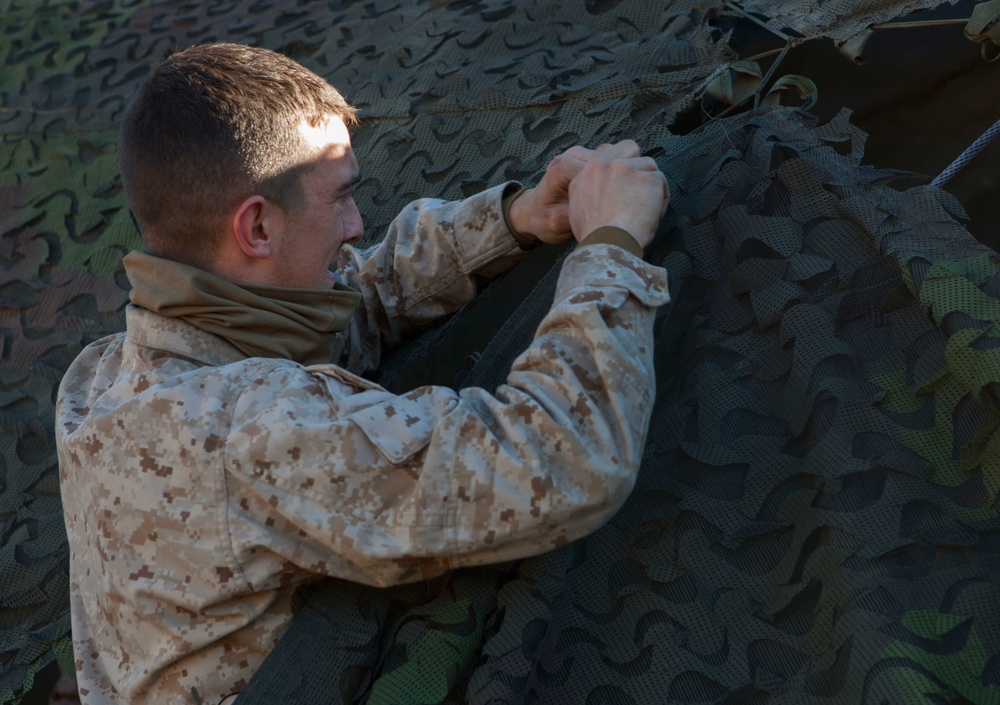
[
  {"xmin": 870, "ymin": 18, "xmax": 969, "ymax": 29},
  {"xmin": 931, "ymin": 114, "xmax": 1000, "ymax": 188}
]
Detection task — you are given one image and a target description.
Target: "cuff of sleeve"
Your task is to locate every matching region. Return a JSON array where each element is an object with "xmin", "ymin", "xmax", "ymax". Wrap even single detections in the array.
[
  {"xmin": 501, "ymin": 184, "xmax": 540, "ymax": 250},
  {"xmin": 577, "ymin": 226, "xmax": 643, "ymax": 258},
  {"xmin": 557, "ymin": 243, "xmax": 669, "ymax": 309},
  {"xmin": 451, "ymin": 183, "xmax": 528, "ymax": 273}
]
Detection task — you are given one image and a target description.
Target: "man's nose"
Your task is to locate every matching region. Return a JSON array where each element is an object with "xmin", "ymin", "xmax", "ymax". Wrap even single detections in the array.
[{"xmin": 345, "ymin": 198, "xmax": 364, "ymax": 242}]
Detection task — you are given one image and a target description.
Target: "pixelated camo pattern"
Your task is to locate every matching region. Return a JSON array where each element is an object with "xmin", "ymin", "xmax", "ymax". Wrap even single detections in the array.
[{"xmin": 1, "ymin": 0, "xmax": 994, "ymax": 703}]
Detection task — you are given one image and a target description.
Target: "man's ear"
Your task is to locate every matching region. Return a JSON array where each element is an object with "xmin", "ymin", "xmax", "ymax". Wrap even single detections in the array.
[{"xmin": 231, "ymin": 195, "xmax": 280, "ymax": 259}]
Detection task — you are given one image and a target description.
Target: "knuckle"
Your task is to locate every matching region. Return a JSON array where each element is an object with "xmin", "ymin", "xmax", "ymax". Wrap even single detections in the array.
[
  {"xmin": 584, "ymin": 156, "xmax": 607, "ymax": 173},
  {"xmin": 609, "ymin": 158, "xmax": 633, "ymax": 174}
]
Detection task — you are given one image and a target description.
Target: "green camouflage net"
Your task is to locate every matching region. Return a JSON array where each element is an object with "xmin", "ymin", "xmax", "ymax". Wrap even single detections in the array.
[
  {"xmin": 2, "ymin": 0, "xmax": 997, "ymax": 703},
  {"xmin": 238, "ymin": 107, "xmax": 1000, "ymax": 705}
]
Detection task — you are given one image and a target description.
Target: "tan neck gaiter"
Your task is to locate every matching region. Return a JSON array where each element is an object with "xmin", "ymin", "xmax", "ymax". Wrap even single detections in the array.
[{"xmin": 123, "ymin": 251, "xmax": 363, "ymax": 365}]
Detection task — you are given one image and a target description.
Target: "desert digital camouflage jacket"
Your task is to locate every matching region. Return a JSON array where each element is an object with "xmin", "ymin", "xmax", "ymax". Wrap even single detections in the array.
[{"xmin": 56, "ymin": 184, "xmax": 670, "ymax": 704}]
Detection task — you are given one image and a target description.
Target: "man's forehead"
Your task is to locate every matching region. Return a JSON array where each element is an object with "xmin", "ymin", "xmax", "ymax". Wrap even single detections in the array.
[
  {"xmin": 299, "ymin": 116, "xmax": 352, "ymax": 159},
  {"xmin": 294, "ymin": 116, "xmax": 358, "ymax": 190}
]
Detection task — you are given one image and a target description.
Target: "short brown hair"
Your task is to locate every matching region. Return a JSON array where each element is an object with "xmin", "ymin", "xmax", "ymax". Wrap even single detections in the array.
[{"xmin": 118, "ymin": 43, "xmax": 357, "ymax": 263}]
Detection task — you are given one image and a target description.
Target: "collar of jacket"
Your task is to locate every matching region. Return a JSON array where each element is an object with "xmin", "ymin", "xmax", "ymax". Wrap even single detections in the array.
[{"xmin": 123, "ymin": 250, "xmax": 363, "ymax": 366}]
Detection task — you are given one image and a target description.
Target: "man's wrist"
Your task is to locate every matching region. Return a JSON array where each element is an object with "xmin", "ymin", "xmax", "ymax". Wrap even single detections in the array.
[
  {"xmin": 501, "ymin": 184, "xmax": 539, "ymax": 249},
  {"xmin": 577, "ymin": 226, "xmax": 643, "ymax": 258}
]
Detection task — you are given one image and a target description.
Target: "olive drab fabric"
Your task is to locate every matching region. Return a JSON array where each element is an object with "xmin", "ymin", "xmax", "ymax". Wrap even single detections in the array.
[
  {"xmin": 55, "ymin": 184, "xmax": 668, "ymax": 703},
  {"xmin": 123, "ymin": 251, "xmax": 364, "ymax": 367}
]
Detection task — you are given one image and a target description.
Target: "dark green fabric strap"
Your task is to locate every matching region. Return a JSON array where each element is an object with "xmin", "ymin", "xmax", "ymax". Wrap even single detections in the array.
[
  {"xmin": 578, "ymin": 225, "xmax": 643, "ymax": 257},
  {"xmin": 500, "ymin": 183, "xmax": 539, "ymax": 250}
]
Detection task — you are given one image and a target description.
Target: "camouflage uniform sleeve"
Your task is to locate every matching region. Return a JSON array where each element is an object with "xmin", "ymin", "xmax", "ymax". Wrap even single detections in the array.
[
  {"xmin": 225, "ymin": 243, "xmax": 669, "ymax": 589},
  {"xmin": 332, "ymin": 183, "xmax": 527, "ymax": 374}
]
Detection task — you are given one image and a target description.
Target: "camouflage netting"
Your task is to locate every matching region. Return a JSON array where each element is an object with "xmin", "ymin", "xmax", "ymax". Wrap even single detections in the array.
[
  {"xmin": 2, "ymin": 0, "xmax": 998, "ymax": 703},
  {"xmin": 240, "ymin": 108, "xmax": 1000, "ymax": 705},
  {"xmin": 735, "ymin": 0, "xmax": 962, "ymax": 41}
]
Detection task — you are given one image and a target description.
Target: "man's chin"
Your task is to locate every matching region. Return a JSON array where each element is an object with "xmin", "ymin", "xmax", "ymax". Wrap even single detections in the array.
[{"xmin": 324, "ymin": 270, "xmax": 338, "ymax": 289}]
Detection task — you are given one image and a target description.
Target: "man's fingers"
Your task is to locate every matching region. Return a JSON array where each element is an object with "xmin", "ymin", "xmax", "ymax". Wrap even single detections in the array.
[
  {"xmin": 593, "ymin": 140, "xmax": 641, "ymax": 159},
  {"xmin": 546, "ymin": 144, "xmax": 647, "ymax": 184},
  {"xmin": 618, "ymin": 156, "xmax": 660, "ymax": 172},
  {"xmin": 659, "ymin": 172, "xmax": 671, "ymax": 217},
  {"xmin": 562, "ymin": 145, "xmax": 595, "ymax": 162},
  {"xmin": 545, "ymin": 146, "xmax": 595, "ymax": 184}
]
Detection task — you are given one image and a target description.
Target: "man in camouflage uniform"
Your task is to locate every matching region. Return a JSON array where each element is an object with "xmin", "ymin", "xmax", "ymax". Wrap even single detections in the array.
[{"xmin": 56, "ymin": 43, "xmax": 671, "ymax": 704}]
